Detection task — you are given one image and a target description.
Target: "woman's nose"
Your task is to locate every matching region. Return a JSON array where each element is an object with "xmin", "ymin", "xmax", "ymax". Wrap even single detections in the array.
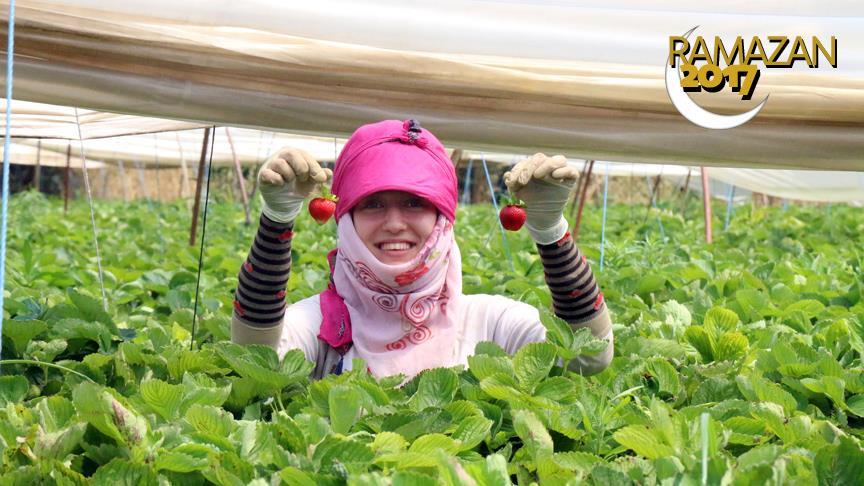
[{"xmin": 381, "ymin": 206, "xmax": 408, "ymax": 232}]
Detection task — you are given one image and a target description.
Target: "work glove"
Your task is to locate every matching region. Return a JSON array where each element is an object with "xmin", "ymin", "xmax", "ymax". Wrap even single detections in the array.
[
  {"xmin": 503, "ymin": 153, "xmax": 579, "ymax": 244},
  {"xmin": 258, "ymin": 147, "xmax": 333, "ymax": 223}
]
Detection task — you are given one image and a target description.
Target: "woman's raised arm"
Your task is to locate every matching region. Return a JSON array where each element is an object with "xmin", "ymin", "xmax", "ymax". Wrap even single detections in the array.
[
  {"xmin": 504, "ymin": 154, "xmax": 613, "ymax": 374},
  {"xmin": 231, "ymin": 148, "xmax": 332, "ymax": 348}
]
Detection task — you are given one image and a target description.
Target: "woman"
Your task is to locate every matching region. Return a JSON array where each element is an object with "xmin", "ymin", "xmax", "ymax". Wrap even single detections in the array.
[{"xmin": 231, "ymin": 119, "xmax": 612, "ymax": 380}]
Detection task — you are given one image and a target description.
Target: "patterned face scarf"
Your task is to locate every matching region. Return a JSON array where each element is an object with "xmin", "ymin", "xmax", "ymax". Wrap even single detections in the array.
[
  {"xmin": 323, "ymin": 213, "xmax": 462, "ymax": 379},
  {"xmin": 318, "ymin": 119, "xmax": 461, "ymax": 380}
]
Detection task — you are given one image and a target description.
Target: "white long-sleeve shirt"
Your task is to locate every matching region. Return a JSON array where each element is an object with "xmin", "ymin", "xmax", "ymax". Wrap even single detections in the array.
[{"xmin": 275, "ymin": 292, "xmax": 613, "ymax": 375}]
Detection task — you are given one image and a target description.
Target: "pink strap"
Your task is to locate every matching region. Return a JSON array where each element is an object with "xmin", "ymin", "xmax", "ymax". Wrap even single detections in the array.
[{"xmin": 317, "ymin": 249, "xmax": 353, "ymax": 354}]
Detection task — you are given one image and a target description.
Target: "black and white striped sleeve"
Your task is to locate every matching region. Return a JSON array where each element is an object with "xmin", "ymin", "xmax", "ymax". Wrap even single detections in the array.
[
  {"xmin": 231, "ymin": 213, "xmax": 294, "ymax": 348},
  {"xmin": 536, "ymin": 230, "xmax": 613, "ymax": 374}
]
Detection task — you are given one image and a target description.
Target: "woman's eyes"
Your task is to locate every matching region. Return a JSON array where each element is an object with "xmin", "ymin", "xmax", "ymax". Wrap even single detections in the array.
[{"xmin": 359, "ymin": 198, "xmax": 427, "ymax": 210}]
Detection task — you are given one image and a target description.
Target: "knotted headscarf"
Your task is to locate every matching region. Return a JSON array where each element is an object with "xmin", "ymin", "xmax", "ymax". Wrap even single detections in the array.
[{"xmin": 317, "ymin": 119, "xmax": 462, "ymax": 379}]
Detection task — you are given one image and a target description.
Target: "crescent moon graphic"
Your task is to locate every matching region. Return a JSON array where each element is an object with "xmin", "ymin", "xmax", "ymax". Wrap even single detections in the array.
[{"xmin": 665, "ymin": 27, "xmax": 769, "ymax": 130}]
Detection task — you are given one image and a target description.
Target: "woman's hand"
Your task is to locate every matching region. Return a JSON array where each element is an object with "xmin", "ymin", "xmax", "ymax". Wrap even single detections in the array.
[
  {"xmin": 258, "ymin": 147, "xmax": 333, "ymax": 223},
  {"xmin": 503, "ymin": 153, "xmax": 579, "ymax": 244}
]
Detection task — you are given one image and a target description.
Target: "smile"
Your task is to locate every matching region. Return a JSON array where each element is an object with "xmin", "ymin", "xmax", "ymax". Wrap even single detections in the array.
[{"xmin": 377, "ymin": 242, "xmax": 415, "ymax": 251}]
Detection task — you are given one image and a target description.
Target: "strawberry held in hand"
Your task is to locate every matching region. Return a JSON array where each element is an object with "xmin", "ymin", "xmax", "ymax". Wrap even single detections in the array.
[
  {"xmin": 499, "ymin": 196, "xmax": 527, "ymax": 231},
  {"xmin": 308, "ymin": 186, "xmax": 338, "ymax": 224}
]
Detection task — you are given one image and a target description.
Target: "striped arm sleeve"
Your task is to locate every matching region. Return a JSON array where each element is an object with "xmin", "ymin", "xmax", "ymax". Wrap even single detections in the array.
[
  {"xmin": 537, "ymin": 230, "xmax": 613, "ymax": 374},
  {"xmin": 231, "ymin": 213, "xmax": 294, "ymax": 348}
]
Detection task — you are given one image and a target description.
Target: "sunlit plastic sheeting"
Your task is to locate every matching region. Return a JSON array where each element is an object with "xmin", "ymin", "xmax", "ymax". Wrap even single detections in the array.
[
  {"xmin": 12, "ymin": 128, "xmax": 348, "ymax": 168},
  {"xmin": 0, "ymin": 100, "xmax": 206, "ymax": 139},
  {"xmin": 707, "ymin": 168, "xmax": 864, "ymax": 203},
  {"xmin": 6, "ymin": 142, "xmax": 106, "ymax": 168},
  {"xmin": 1, "ymin": 1, "xmax": 862, "ymax": 170}
]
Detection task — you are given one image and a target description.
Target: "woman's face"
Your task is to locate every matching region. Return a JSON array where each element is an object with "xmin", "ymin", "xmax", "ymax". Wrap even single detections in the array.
[{"xmin": 351, "ymin": 190, "xmax": 438, "ymax": 265}]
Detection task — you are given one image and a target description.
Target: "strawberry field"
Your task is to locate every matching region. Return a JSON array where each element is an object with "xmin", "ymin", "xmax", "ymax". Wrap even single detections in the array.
[{"xmin": 1, "ymin": 191, "xmax": 863, "ymax": 484}]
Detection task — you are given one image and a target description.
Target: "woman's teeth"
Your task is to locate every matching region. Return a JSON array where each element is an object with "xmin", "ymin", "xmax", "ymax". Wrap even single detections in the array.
[{"xmin": 380, "ymin": 242, "xmax": 412, "ymax": 251}]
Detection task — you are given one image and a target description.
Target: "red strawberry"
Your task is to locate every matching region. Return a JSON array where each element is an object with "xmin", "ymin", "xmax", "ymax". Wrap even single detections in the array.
[
  {"xmin": 309, "ymin": 198, "xmax": 336, "ymax": 224},
  {"xmin": 308, "ymin": 186, "xmax": 338, "ymax": 225},
  {"xmin": 499, "ymin": 198, "xmax": 527, "ymax": 231}
]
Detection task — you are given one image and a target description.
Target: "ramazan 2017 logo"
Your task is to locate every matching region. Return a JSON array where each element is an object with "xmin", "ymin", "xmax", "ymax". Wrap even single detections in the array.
[{"xmin": 666, "ymin": 27, "xmax": 837, "ymax": 129}]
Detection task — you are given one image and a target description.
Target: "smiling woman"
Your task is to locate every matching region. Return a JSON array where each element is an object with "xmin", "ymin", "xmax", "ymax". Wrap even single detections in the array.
[
  {"xmin": 352, "ymin": 191, "xmax": 439, "ymax": 265},
  {"xmin": 231, "ymin": 119, "xmax": 613, "ymax": 381}
]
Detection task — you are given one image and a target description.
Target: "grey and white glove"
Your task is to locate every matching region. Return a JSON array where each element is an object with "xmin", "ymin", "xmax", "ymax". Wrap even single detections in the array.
[
  {"xmin": 503, "ymin": 153, "xmax": 579, "ymax": 244},
  {"xmin": 258, "ymin": 147, "xmax": 333, "ymax": 223}
]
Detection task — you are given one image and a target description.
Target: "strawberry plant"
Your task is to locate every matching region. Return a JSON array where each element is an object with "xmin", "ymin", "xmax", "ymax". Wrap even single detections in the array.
[{"xmin": 0, "ymin": 191, "xmax": 862, "ymax": 484}]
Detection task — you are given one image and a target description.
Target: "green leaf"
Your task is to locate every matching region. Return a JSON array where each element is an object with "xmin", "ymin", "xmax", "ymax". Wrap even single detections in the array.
[
  {"xmin": 2, "ymin": 319, "xmax": 48, "ymax": 354},
  {"xmin": 215, "ymin": 343, "xmax": 311, "ymax": 391},
  {"xmin": 746, "ymin": 374, "xmax": 798, "ymax": 415},
  {"xmin": 371, "ymin": 431, "xmax": 408, "ymax": 455},
  {"xmin": 552, "ymin": 451, "xmax": 602, "ymax": 471},
  {"xmin": 91, "ymin": 458, "xmax": 158, "ymax": 485},
  {"xmin": 312, "ymin": 436, "xmax": 374, "ymax": 471},
  {"xmin": 474, "ymin": 341, "xmax": 507, "ymax": 357},
  {"xmin": 53, "ymin": 318, "xmax": 115, "ymax": 351},
  {"xmin": 704, "ymin": 307, "xmax": 740, "ymax": 331},
  {"xmin": 34, "ymin": 396, "xmax": 77, "ymax": 432},
  {"xmin": 512, "ymin": 342, "xmax": 557, "ymax": 392},
  {"xmin": 155, "ymin": 446, "xmax": 211, "ymax": 473},
  {"xmin": 413, "ymin": 368, "xmax": 459, "ymax": 411},
  {"xmin": 645, "ymin": 358, "xmax": 680, "ymax": 398},
  {"xmin": 815, "ymin": 436, "xmax": 864, "ymax": 485},
  {"xmin": 463, "ymin": 453, "xmax": 510, "ymax": 485},
  {"xmin": 34, "ymin": 422, "xmax": 87, "ymax": 461},
  {"xmin": 279, "ymin": 467, "xmax": 318, "ymax": 486},
  {"xmin": 451, "ymin": 415, "xmax": 493, "ymax": 451},
  {"xmin": 684, "ymin": 325, "xmax": 715, "ymax": 362},
  {"xmin": 329, "ymin": 384, "xmax": 363, "ymax": 434},
  {"xmin": 0, "ymin": 375, "xmax": 29, "ymax": 405},
  {"xmin": 409, "ymin": 433, "xmax": 461, "ymax": 454},
  {"xmin": 67, "ymin": 288, "xmax": 114, "ymax": 327},
  {"xmin": 73, "ymin": 382, "xmax": 147, "ymax": 446},
  {"xmin": 714, "ymin": 332, "xmax": 749, "ymax": 361},
  {"xmin": 139, "ymin": 379, "xmax": 185, "ymax": 421},
  {"xmin": 534, "ymin": 376, "xmax": 576, "ymax": 403},
  {"xmin": 613, "ymin": 425, "xmax": 674, "ymax": 459},
  {"xmin": 736, "ymin": 289, "xmax": 768, "ymax": 320},
  {"xmin": 185, "ymin": 404, "xmax": 235, "ymax": 437},
  {"xmin": 512, "ymin": 409, "xmax": 553, "ymax": 461},
  {"xmin": 468, "ymin": 354, "xmax": 514, "ymax": 381},
  {"xmin": 847, "ymin": 395, "xmax": 864, "ymax": 417},
  {"xmin": 636, "ymin": 274, "xmax": 667, "ymax": 296}
]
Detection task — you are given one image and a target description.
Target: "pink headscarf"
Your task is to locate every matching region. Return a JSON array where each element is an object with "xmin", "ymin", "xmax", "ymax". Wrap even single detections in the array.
[{"xmin": 317, "ymin": 119, "xmax": 462, "ymax": 379}]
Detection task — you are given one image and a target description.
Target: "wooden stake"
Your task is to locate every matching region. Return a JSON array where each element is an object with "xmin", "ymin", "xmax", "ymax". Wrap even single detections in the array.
[
  {"xmin": 647, "ymin": 173, "xmax": 662, "ymax": 209},
  {"xmin": 572, "ymin": 160, "xmax": 595, "ymax": 240},
  {"xmin": 679, "ymin": 168, "xmax": 692, "ymax": 216},
  {"xmin": 63, "ymin": 142, "xmax": 72, "ymax": 213},
  {"xmin": 33, "ymin": 140, "xmax": 42, "ymax": 191},
  {"xmin": 701, "ymin": 167, "xmax": 712, "ymax": 244},
  {"xmin": 190, "ymin": 127, "xmax": 212, "ymax": 246},
  {"xmin": 225, "ymin": 128, "xmax": 251, "ymax": 226},
  {"xmin": 567, "ymin": 160, "xmax": 589, "ymax": 219}
]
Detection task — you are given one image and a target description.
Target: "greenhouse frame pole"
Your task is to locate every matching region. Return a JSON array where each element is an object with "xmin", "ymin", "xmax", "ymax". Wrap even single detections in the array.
[
  {"xmin": 33, "ymin": 139, "xmax": 41, "ymax": 191},
  {"xmin": 701, "ymin": 167, "xmax": 712, "ymax": 244},
  {"xmin": 572, "ymin": 160, "xmax": 594, "ymax": 240},
  {"xmin": 225, "ymin": 128, "xmax": 251, "ymax": 226},
  {"xmin": 189, "ymin": 127, "xmax": 212, "ymax": 246},
  {"xmin": 63, "ymin": 142, "xmax": 71, "ymax": 213}
]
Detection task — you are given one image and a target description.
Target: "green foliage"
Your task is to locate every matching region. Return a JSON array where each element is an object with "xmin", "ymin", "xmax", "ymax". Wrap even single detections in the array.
[{"xmin": 0, "ymin": 194, "xmax": 862, "ymax": 483}]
